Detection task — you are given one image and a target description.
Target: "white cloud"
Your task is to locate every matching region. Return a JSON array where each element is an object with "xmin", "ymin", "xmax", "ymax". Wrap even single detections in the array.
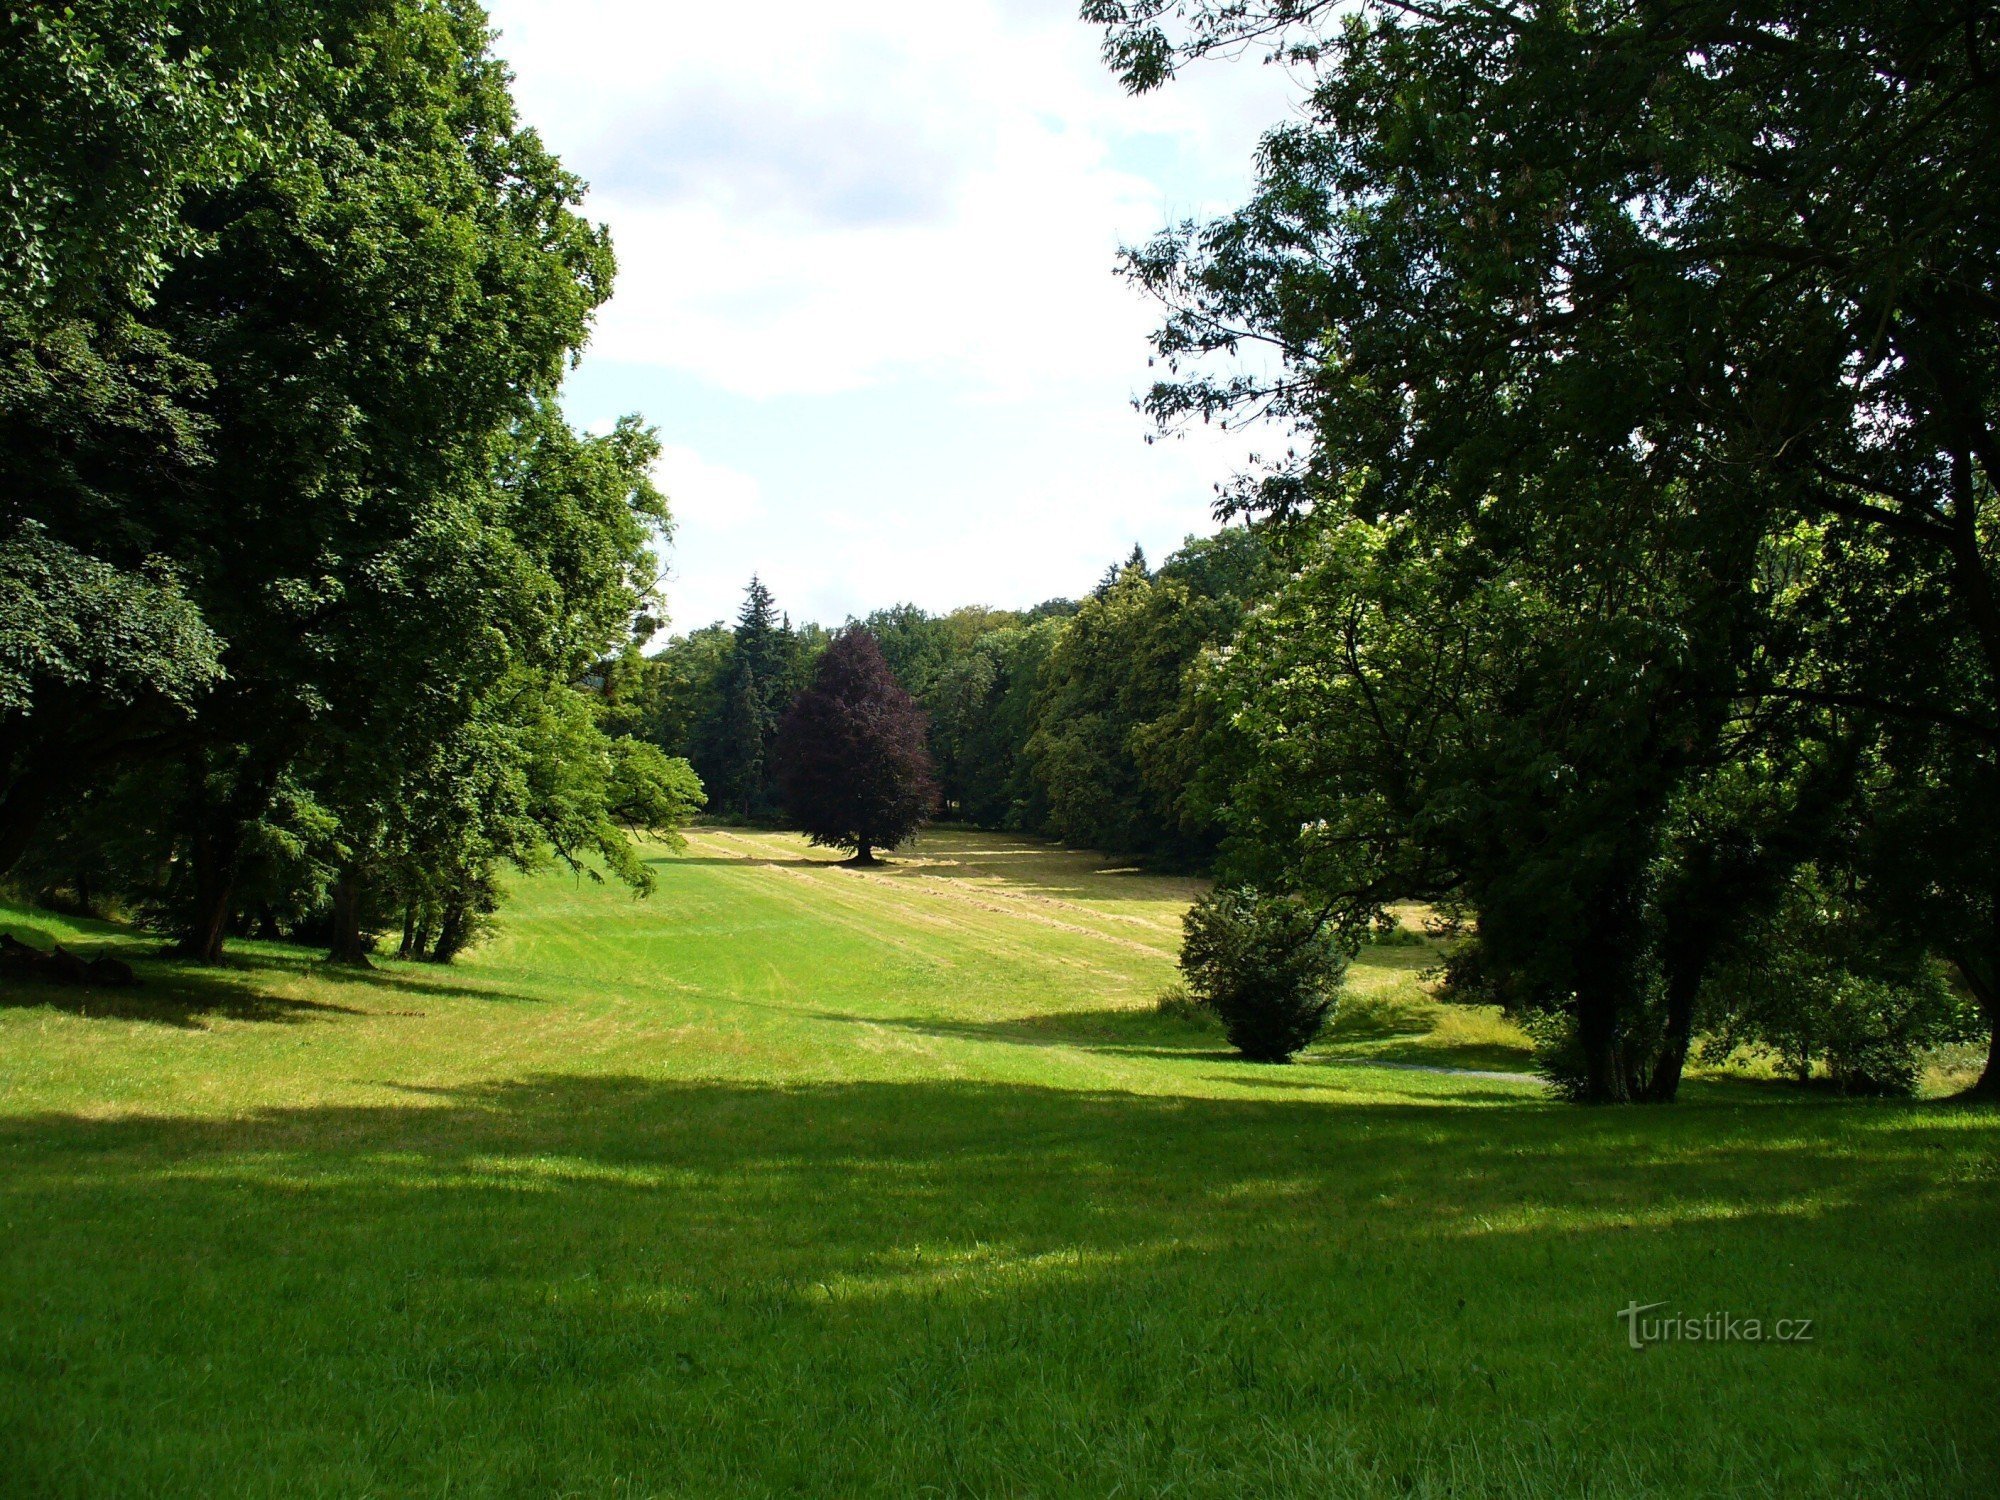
[
  {"xmin": 485, "ymin": 0, "xmax": 1302, "ymax": 627},
  {"xmin": 491, "ymin": 0, "xmax": 1294, "ymax": 400},
  {"xmin": 651, "ymin": 445, "xmax": 764, "ymax": 532},
  {"xmin": 601, "ymin": 97, "xmax": 957, "ymax": 230}
]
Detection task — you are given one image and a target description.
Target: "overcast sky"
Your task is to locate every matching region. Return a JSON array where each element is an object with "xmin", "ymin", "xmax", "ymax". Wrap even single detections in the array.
[{"xmin": 483, "ymin": 0, "xmax": 1299, "ymax": 633}]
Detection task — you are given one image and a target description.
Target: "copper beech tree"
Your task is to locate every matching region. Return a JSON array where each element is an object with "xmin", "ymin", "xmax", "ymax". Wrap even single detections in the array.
[{"xmin": 774, "ymin": 629, "xmax": 937, "ymax": 866}]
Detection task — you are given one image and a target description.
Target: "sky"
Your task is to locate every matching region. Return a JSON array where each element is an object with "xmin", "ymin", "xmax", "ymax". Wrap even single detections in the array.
[{"xmin": 482, "ymin": 0, "xmax": 1300, "ymax": 633}]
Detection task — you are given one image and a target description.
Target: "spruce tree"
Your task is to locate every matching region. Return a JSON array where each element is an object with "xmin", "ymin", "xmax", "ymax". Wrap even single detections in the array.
[
  {"xmin": 693, "ymin": 577, "xmax": 795, "ymax": 819},
  {"xmin": 773, "ymin": 629, "xmax": 936, "ymax": 864},
  {"xmin": 707, "ymin": 665, "xmax": 765, "ymax": 819}
]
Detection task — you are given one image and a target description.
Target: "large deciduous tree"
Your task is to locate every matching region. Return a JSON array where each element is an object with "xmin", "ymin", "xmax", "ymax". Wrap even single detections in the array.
[
  {"xmin": 1027, "ymin": 528, "xmax": 1267, "ymax": 864},
  {"xmin": 318, "ymin": 402, "xmax": 692, "ymax": 965},
  {"xmin": 1093, "ymin": 0, "xmax": 2000, "ymax": 1099},
  {"xmin": 3, "ymin": 0, "xmax": 701, "ymax": 964},
  {"xmin": 773, "ymin": 630, "xmax": 936, "ymax": 865},
  {"xmin": 149, "ymin": 0, "xmax": 617, "ymax": 959},
  {"xmin": 0, "ymin": 0, "xmax": 370, "ymax": 874}
]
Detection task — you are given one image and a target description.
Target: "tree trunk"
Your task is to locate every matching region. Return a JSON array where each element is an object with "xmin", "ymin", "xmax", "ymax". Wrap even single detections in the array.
[
  {"xmin": 1967, "ymin": 1017, "xmax": 2000, "ymax": 1102},
  {"xmin": 398, "ymin": 903, "xmax": 419, "ymax": 960},
  {"xmin": 1574, "ymin": 982, "xmax": 1630, "ymax": 1104},
  {"xmin": 325, "ymin": 870, "xmax": 372, "ymax": 966},
  {"xmin": 1569, "ymin": 863, "xmax": 1650, "ymax": 1104},
  {"xmin": 849, "ymin": 841, "xmax": 877, "ymax": 866},
  {"xmin": 177, "ymin": 819, "xmax": 242, "ymax": 965},
  {"xmin": 1640, "ymin": 914, "xmax": 1720, "ymax": 1104},
  {"xmin": 1639, "ymin": 966, "xmax": 1701, "ymax": 1104},
  {"xmin": 173, "ymin": 751, "xmax": 285, "ymax": 965},
  {"xmin": 0, "ymin": 766, "xmax": 58, "ymax": 882},
  {"xmin": 430, "ymin": 896, "xmax": 470, "ymax": 965},
  {"xmin": 1955, "ymin": 947, "xmax": 2000, "ymax": 1103}
]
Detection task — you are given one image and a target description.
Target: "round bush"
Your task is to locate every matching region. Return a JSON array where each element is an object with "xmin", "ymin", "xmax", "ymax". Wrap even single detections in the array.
[{"xmin": 1180, "ymin": 887, "xmax": 1346, "ymax": 1063}]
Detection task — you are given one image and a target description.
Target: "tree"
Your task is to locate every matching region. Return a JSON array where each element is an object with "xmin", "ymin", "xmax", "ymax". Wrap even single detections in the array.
[
  {"xmin": 773, "ymin": 629, "xmax": 936, "ymax": 864},
  {"xmin": 1, "ymin": 0, "xmax": 380, "ymax": 311},
  {"xmin": 690, "ymin": 577, "xmax": 808, "ymax": 819},
  {"xmin": 1698, "ymin": 865, "xmax": 1979, "ymax": 1096},
  {"xmin": 0, "ymin": 528, "xmax": 222, "ymax": 873},
  {"xmin": 1027, "ymin": 529, "xmax": 1266, "ymax": 863},
  {"xmin": 1093, "ymin": 0, "xmax": 2000, "ymax": 1099},
  {"xmin": 1181, "ymin": 887, "xmax": 1347, "ymax": 1063},
  {"xmin": 606, "ymin": 624, "xmax": 735, "ymax": 754},
  {"xmin": 925, "ymin": 615, "xmax": 1068, "ymax": 829},
  {"xmin": 606, "ymin": 740, "xmax": 706, "ymax": 836},
  {"xmin": 158, "ymin": 1, "xmax": 616, "ymax": 960},
  {"xmin": 322, "ymin": 401, "xmax": 689, "ymax": 966},
  {"xmin": 2, "ymin": 1, "xmax": 691, "ymax": 966}
]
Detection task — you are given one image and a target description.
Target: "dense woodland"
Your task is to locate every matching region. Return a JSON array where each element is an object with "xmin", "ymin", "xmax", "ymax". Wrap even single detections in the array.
[
  {"xmin": 606, "ymin": 525, "xmax": 1268, "ymax": 870},
  {"xmin": 3, "ymin": 0, "xmax": 1996, "ymax": 1104}
]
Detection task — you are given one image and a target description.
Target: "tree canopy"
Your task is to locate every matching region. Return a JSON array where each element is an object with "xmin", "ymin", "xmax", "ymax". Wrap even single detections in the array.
[
  {"xmin": 1084, "ymin": 0, "xmax": 1999, "ymax": 1099},
  {"xmin": 6, "ymin": 0, "xmax": 1990, "ymax": 1097},
  {"xmin": 1, "ymin": 0, "xmax": 701, "ymax": 964},
  {"xmin": 773, "ymin": 629, "xmax": 937, "ymax": 864}
]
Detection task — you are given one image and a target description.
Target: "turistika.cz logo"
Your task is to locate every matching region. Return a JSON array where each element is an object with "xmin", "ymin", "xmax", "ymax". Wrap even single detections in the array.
[{"xmin": 1617, "ymin": 1301, "xmax": 1815, "ymax": 1349}]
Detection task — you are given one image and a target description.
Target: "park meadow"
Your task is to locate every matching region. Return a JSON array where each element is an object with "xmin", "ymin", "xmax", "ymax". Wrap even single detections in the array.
[
  {"xmin": 7, "ymin": 1, "xmax": 2000, "ymax": 1495},
  {"xmin": 4, "ymin": 828, "xmax": 1995, "ymax": 1496}
]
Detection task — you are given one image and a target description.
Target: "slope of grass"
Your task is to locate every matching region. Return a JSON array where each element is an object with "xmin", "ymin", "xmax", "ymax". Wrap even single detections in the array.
[{"xmin": 2, "ymin": 827, "xmax": 1995, "ymax": 1497}]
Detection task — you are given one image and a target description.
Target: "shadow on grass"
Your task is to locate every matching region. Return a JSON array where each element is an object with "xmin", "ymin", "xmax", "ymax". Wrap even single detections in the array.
[
  {"xmin": 817, "ymin": 1004, "xmax": 1241, "ymax": 1061},
  {"xmin": 4, "ymin": 1072, "xmax": 1993, "ymax": 1494},
  {"xmin": 0, "ymin": 962, "xmax": 368, "ymax": 1028},
  {"xmin": 1325, "ymin": 988, "xmax": 1537, "ymax": 1075},
  {"xmin": 5, "ymin": 1071, "xmax": 1981, "ymax": 1253},
  {"xmin": 1327, "ymin": 1005, "xmax": 1437, "ymax": 1044},
  {"xmin": 0, "ymin": 915, "xmax": 74, "ymax": 951},
  {"xmin": 1323, "ymin": 1039, "xmax": 1541, "ymax": 1074},
  {"xmin": 1, "ymin": 915, "xmax": 347, "ymax": 1027},
  {"xmin": 842, "ymin": 1004, "xmax": 1547, "ymax": 1081},
  {"xmin": 0, "ymin": 914, "xmax": 546, "ymax": 1026},
  {"xmin": 1207, "ymin": 1071, "xmax": 1538, "ymax": 1102},
  {"xmin": 249, "ymin": 950, "xmax": 552, "ymax": 1008},
  {"xmin": 854, "ymin": 1004, "xmax": 1820, "ymax": 1109}
]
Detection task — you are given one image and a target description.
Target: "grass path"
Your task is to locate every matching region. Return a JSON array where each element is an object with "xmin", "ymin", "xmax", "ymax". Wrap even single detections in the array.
[{"xmin": 2, "ymin": 827, "xmax": 1996, "ymax": 1496}]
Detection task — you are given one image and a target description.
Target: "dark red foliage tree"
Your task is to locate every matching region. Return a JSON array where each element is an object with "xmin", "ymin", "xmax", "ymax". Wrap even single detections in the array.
[{"xmin": 774, "ymin": 629, "xmax": 937, "ymax": 864}]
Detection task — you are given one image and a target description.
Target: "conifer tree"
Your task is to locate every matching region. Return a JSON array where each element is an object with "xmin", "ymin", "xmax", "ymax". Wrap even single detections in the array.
[{"xmin": 694, "ymin": 577, "xmax": 798, "ymax": 818}]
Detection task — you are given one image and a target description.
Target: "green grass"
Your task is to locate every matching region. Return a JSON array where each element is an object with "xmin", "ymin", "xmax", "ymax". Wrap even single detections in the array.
[{"xmin": 2, "ymin": 826, "xmax": 1995, "ymax": 1497}]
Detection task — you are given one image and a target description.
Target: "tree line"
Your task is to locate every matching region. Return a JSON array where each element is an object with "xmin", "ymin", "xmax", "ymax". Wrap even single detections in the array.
[
  {"xmin": 2, "ymin": 1, "xmax": 703, "ymax": 967},
  {"xmin": 606, "ymin": 525, "xmax": 1271, "ymax": 871},
  {"xmin": 620, "ymin": 0, "xmax": 1998, "ymax": 1103}
]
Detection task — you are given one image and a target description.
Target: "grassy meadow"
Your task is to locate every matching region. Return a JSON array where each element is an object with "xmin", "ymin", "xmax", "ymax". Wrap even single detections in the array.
[{"xmin": 2, "ymin": 827, "xmax": 1996, "ymax": 1496}]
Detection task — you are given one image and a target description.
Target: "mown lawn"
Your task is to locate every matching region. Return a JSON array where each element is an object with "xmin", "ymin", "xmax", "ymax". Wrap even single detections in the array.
[{"xmin": 2, "ymin": 827, "xmax": 1995, "ymax": 1497}]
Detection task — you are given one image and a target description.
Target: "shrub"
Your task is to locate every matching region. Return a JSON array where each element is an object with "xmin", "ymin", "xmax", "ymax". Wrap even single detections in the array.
[
  {"xmin": 1701, "ymin": 962, "xmax": 1973, "ymax": 1097},
  {"xmin": 1180, "ymin": 887, "xmax": 1346, "ymax": 1062},
  {"xmin": 1699, "ymin": 869, "xmax": 1981, "ymax": 1096}
]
